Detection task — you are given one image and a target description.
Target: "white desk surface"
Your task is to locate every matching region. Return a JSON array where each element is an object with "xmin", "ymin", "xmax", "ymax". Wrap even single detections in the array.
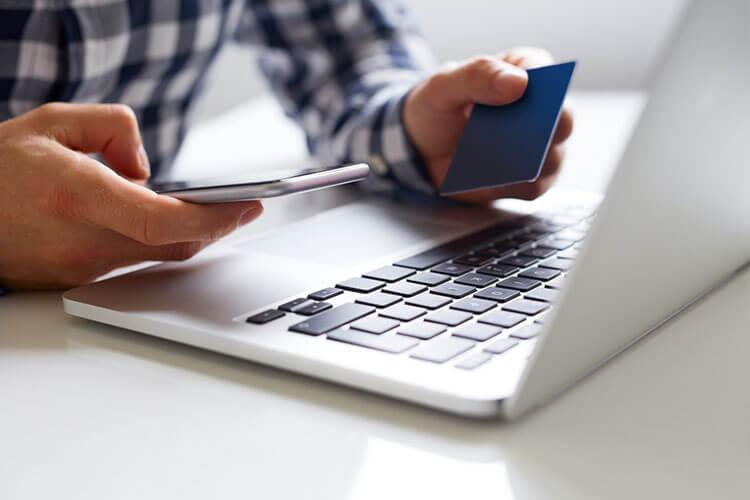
[{"xmin": 2, "ymin": 93, "xmax": 748, "ymax": 500}]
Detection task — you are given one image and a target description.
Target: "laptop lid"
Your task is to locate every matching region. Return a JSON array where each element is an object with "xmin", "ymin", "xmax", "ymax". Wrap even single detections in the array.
[{"xmin": 506, "ymin": 0, "xmax": 750, "ymax": 418}]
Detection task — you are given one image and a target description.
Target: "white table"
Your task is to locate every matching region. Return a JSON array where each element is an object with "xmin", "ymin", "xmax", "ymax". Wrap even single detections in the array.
[{"xmin": 2, "ymin": 93, "xmax": 747, "ymax": 500}]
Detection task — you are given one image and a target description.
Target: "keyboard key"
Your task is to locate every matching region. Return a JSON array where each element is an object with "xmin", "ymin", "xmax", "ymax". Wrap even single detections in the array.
[
  {"xmin": 537, "ymin": 238, "xmax": 575, "ymax": 251},
  {"xmin": 518, "ymin": 267, "xmax": 561, "ymax": 281},
  {"xmin": 336, "ymin": 277, "xmax": 385, "ymax": 293},
  {"xmin": 327, "ymin": 329, "xmax": 418, "ymax": 353},
  {"xmin": 454, "ymin": 273, "xmax": 497, "ymax": 288},
  {"xmin": 393, "ymin": 222, "xmax": 520, "ymax": 270},
  {"xmin": 519, "ymin": 247, "xmax": 557, "ymax": 259},
  {"xmin": 363, "ymin": 266, "xmax": 415, "ymax": 283},
  {"xmin": 503, "ymin": 299, "xmax": 549, "ymax": 316},
  {"xmin": 525, "ymin": 287, "xmax": 559, "ymax": 303},
  {"xmin": 509, "ymin": 233, "xmax": 539, "ymax": 246},
  {"xmin": 355, "ymin": 292, "xmax": 402, "ymax": 308},
  {"xmin": 431, "ymin": 283, "xmax": 476, "ymax": 298},
  {"xmin": 474, "ymin": 287, "xmax": 520, "ymax": 302},
  {"xmin": 479, "ymin": 310, "xmax": 526, "ymax": 328},
  {"xmin": 431, "ymin": 262, "xmax": 473, "ymax": 276},
  {"xmin": 498, "ymin": 255, "xmax": 538, "ymax": 268},
  {"xmin": 380, "ymin": 304, "xmax": 426, "ymax": 321},
  {"xmin": 453, "ymin": 323, "xmax": 502, "ymax": 341},
  {"xmin": 350, "ymin": 316, "xmax": 400, "ymax": 334},
  {"xmin": 557, "ymin": 248, "xmax": 578, "ymax": 260},
  {"xmin": 491, "ymin": 240, "xmax": 519, "ymax": 251},
  {"xmin": 397, "ymin": 322, "xmax": 446, "ymax": 340},
  {"xmin": 546, "ymin": 275, "xmax": 565, "ymax": 289},
  {"xmin": 534, "ymin": 312, "xmax": 550, "ymax": 324},
  {"xmin": 450, "ymin": 297, "xmax": 496, "ymax": 314},
  {"xmin": 453, "ymin": 254, "xmax": 493, "ymax": 266},
  {"xmin": 539, "ymin": 258, "xmax": 573, "ymax": 271},
  {"xmin": 484, "ymin": 337, "xmax": 520, "ymax": 355},
  {"xmin": 455, "ymin": 352, "xmax": 493, "ymax": 370},
  {"xmin": 407, "ymin": 272, "xmax": 449, "ymax": 287},
  {"xmin": 308, "ymin": 287, "xmax": 343, "ymax": 301},
  {"xmin": 497, "ymin": 277, "xmax": 542, "ymax": 292},
  {"xmin": 393, "ymin": 249, "xmax": 455, "ymax": 271},
  {"xmin": 405, "ymin": 293, "xmax": 451, "ymax": 310},
  {"xmin": 425, "ymin": 309, "xmax": 472, "ymax": 327},
  {"xmin": 382, "ymin": 281, "xmax": 427, "ymax": 297},
  {"xmin": 247, "ymin": 309, "xmax": 285, "ymax": 324},
  {"xmin": 410, "ymin": 337, "xmax": 475, "ymax": 363},
  {"xmin": 510, "ymin": 324, "xmax": 544, "ymax": 340},
  {"xmin": 474, "ymin": 246, "xmax": 514, "ymax": 258},
  {"xmin": 477, "ymin": 264, "xmax": 518, "ymax": 278},
  {"xmin": 295, "ymin": 301, "xmax": 333, "ymax": 316},
  {"xmin": 278, "ymin": 298, "xmax": 313, "ymax": 312},
  {"xmin": 289, "ymin": 303, "xmax": 375, "ymax": 335}
]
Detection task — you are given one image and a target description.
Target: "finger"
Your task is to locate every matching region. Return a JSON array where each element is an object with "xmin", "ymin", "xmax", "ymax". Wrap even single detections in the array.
[
  {"xmin": 33, "ymin": 102, "xmax": 150, "ymax": 179},
  {"xmin": 428, "ymin": 56, "xmax": 528, "ymax": 110},
  {"xmin": 552, "ymin": 106, "xmax": 574, "ymax": 144},
  {"xmin": 539, "ymin": 144, "xmax": 565, "ymax": 179},
  {"xmin": 501, "ymin": 47, "xmax": 555, "ymax": 69},
  {"xmin": 61, "ymin": 152, "xmax": 263, "ymax": 245}
]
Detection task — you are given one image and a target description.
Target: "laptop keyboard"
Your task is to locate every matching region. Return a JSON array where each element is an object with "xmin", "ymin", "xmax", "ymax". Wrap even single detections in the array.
[{"xmin": 245, "ymin": 204, "xmax": 595, "ymax": 370}]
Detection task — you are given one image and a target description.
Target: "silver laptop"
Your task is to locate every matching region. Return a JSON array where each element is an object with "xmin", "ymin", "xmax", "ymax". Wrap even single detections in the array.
[{"xmin": 63, "ymin": 1, "xmax": 750, "ymax": 419}]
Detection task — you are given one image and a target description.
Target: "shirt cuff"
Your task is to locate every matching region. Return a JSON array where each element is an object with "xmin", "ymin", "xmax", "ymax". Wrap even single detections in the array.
[{"xmin": 364, "ymin": 88, "xmax": 438, "ymax": 198}]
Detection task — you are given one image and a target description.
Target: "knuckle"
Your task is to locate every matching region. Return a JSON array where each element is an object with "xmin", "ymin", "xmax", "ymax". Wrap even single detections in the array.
[
  {"xmin": 136, "ymin": 208, "xmax": 164, "ymax": 245},
  {"xmin": 35, "ymin": 102, "xmax": 66, "ymax": 120},
  {"xmin": 469, "ymin": 56, "xmax": 497, "ymax": 75},
  {"xmin": 107, "ymin": 104, "xmax": 139, "ymax": 130}
]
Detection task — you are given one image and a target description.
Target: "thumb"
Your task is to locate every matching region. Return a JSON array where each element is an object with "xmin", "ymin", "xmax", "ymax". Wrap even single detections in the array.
[
  {"xmin": 32, "ymin": 102, "xmax": 150, "ymax": 179},
  {"xmin": 430, "ymin": 57, "xmax": 528, "ymax": 109}
]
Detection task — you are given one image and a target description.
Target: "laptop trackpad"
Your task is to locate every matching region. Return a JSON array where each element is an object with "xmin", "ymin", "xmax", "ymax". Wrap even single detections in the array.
[
  {"xmin": 63, "ymin": 202, "xmax": 500, "ymax": 323},
  {"xmin": 235, "ymin": 203, "xmax": 465, "ymax": 268}
]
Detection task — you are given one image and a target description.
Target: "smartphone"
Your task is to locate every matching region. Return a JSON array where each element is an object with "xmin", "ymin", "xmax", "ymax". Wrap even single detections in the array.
[{"xmin": 147, "ymin": 163, "xmax": 370, "ymax": 203}]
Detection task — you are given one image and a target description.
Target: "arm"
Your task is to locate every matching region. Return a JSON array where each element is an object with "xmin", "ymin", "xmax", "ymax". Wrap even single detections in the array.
[
  {"xmin": 238, "ymin": 0, "xmax": 435, "ymax": 196},
  {"xmin": 239, "ymin": 0, "xmax": 572, "ymax": 201}
]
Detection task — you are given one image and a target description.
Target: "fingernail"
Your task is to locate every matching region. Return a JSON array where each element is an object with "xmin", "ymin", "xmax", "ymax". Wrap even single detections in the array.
[
  {"xmin": 239, "ymin": 204, "xmax": 262, "ymax": 224},
  {"xmin": 137, "ymin": 145, "xmax": 151, "ymax": 177},
  {"xmin": 493, "ymin": 66, "xmax": 527, "ymax": 91}
]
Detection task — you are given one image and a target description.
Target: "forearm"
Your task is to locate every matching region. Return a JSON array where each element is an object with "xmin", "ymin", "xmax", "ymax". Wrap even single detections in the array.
[{"xmin": 240, "ymin": 0, "xmax": 437, "ymax": 196}]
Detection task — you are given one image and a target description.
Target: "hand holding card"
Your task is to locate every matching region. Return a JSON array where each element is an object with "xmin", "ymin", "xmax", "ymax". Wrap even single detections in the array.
[{"xmin": 440, "ymin": 62, "xmax": 576, "ymax": 195}]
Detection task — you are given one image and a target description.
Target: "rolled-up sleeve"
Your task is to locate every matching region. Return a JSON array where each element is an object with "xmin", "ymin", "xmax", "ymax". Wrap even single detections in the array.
[{"xmin": 238, "ymin": 0, "xmax": 438, "ymax": 197}]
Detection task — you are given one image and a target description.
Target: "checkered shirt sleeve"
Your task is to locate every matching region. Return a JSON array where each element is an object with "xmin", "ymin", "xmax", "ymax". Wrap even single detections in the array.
[{"xmin": 0, "ymin": 0, "xmax": 439, "ymax": 198}]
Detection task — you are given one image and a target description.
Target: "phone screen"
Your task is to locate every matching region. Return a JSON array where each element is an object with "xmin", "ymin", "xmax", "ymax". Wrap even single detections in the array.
[{"xmin": 148, "ymin": 165, "xmax": 341, "ymax": 193}]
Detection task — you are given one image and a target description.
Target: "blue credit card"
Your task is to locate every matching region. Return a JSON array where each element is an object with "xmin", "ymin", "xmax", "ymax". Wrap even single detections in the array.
[{"xmin": 440, "ymin": 61, "xmax": 576, "ymax": 194}]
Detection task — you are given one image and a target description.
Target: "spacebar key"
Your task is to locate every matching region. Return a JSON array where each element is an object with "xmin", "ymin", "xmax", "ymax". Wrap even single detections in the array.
[{"xmin": 289, "ymin": 303, "xmax": 375, "ymax": 335}]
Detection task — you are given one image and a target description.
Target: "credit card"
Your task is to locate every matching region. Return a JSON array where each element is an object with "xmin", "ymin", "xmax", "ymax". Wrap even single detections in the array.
[{"xmin": 440, "ymin": 61, "xmax": 576, "ymax": 194}]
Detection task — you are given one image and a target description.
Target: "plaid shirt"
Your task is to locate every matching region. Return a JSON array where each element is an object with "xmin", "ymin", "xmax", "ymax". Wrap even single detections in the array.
[{"xmin": 0, "ymin": 0, "xmax": 438, "ymax": 197}]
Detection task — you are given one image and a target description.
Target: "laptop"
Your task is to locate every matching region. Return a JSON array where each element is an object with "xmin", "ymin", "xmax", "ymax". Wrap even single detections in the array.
[{"xmin": 63, "ymin": 1, "xmax": 750, "ymax": 419}]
